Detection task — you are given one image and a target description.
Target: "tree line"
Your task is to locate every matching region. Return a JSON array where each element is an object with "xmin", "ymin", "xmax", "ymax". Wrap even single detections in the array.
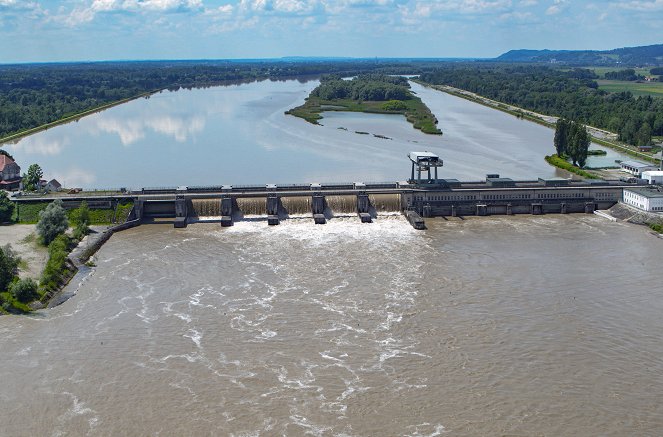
[
  {"xmin": 419, "ymin": 64, "xmax": 663, "ymax": 147},
  {"xmin": 311, "ymin": 74, "xmax": 412, "ymax": 101}
]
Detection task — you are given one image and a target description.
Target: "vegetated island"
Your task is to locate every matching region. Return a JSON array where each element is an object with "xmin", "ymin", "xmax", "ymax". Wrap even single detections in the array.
[{"xmin": 286, "ymin": 74, "xmax": 442, "ymax": 135}]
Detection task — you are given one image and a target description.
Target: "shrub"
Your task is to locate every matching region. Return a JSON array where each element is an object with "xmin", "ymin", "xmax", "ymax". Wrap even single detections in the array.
[
  {"xmin": 37, "ymin": 199, "xmax": 69, "ymax": 245},
  {"xmin": 0, "ymin": 190, "xmax": 14, "ymax": 223},
  {"xmin": 9, "ymin": 278, "xmax": 38, "ymax": 303},
  {"xmin": 382, "ymin": 100, "xmax": 407, "ymax": 111},
  {"xmin": 40, "ymin": 234, "xmax": 71, "ymax": 293},
  {"xmin": 0, "ymin": 245, "xmax": 20, "ymax": 291}
]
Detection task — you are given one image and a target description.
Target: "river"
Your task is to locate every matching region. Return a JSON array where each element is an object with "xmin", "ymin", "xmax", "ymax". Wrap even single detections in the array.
[{"xmin": 0, "ymin": 216, "xmax": 661, "ymax": 435}]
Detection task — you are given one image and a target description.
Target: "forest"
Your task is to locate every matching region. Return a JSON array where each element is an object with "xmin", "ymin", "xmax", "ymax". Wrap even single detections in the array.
[{"xmin": 419, "ymin": 65, "xmax": 663, "ymax": 147}]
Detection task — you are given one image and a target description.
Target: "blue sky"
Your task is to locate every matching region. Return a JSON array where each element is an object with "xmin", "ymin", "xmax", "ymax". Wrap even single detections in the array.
[{"xmin": 1, "ymin": 0, "xmax": 661, "ymax": 63}]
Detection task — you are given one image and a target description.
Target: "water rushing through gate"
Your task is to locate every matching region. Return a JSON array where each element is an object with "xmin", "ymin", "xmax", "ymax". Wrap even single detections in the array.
[
  {"xmin": 1, "ymin": 216, "xmax": 662, "ymax": 436},
  {"xmin": 191, "ymin": 194, "xmax": 402, "ymax": 218}
]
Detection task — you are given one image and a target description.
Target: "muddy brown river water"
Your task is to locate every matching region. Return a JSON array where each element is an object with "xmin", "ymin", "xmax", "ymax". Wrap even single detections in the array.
[{"xmin": 1, "ymin": 215, "xmax": 661, "ymax": 436}]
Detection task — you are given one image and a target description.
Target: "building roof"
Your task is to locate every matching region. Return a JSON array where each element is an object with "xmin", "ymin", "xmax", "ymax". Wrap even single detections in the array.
[
  {"xmin": 625, "ymin": 187, "xmax": 663, "ymax": 198},
  {"xmin": 408, "ymin": 151, "xmax": 443, "ymax": 166},
  {"xmin": 621, "ymin": 160, "xmax": 657, "ymax": 169},
  {"xmin": 47, "ymin": 179, "xmax": 62, "ymax": 188}
]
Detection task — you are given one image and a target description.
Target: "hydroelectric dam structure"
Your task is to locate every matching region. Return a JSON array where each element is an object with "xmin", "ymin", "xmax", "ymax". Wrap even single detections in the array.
[{"xmin": 15, "ymin": 152, "xmax": 633, "ymax": 230}]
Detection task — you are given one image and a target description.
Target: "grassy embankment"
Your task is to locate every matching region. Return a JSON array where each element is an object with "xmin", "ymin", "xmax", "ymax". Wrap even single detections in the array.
[
  {"xmin": 544, "ymin": 155, "xmax": 599, "ymax": 179},
  {"xmin": 286, "ymin": 96, "xmax": 442, "ymax": 135},
  {"xmin": 13, "ymin": 201, "xmax": 134, "ymax": 224}
]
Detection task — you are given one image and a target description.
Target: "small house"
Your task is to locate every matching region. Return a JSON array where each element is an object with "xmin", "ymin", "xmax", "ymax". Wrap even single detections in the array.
[{"xmin": 46, "ymin": 179, "xmax": 62, "ymax": 192}]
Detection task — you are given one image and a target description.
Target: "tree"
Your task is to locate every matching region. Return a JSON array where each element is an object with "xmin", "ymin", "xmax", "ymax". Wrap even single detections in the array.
[
  {"xmin": 71, "ymin": 201, "xmax": 90, "ymax": 240},
  {"xmin": 0, "ymin": 245, "xmax": 19, "ymax": 291},
  {"xmin": 37, "ymin": 199, "xmax": 68, "ymax": 245},
  {"xmin": 635, "ymin": 123, "xmax": 652, "ymax": 147},
  {"xmin": 574, "ymin": 125, "xmax": 591, "ymax": 168},
  {"xmin": 23, "ymin": 164, "xmax": 43, "ymax": 191},
  {"xmin": 554, "ymin": 118, "xmax": 570, "ymax": 156},
  {"xmin": 9, "ymin": 278, "xmax": 38, "ymax": 303},
  {"xmin": 0, "ymin": 190, "xmax": 14, "ymax": 223}
]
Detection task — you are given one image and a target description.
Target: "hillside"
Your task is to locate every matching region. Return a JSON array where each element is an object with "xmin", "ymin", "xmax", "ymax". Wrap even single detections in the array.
[{"xmin": 496, "ymin": 44, "xmax": 663, "ymax": 66}]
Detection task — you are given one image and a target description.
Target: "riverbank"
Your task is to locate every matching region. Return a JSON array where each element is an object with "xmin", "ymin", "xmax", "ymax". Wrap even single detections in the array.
[{"xmin": 416, "ymin": 81, "xmax": 660, "ymax": 165}]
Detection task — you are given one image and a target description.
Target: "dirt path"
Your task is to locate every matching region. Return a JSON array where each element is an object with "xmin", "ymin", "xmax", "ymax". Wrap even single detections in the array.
[{"xmin": 0, "ymin": 224, "xmax": 48, "ymax": 279}]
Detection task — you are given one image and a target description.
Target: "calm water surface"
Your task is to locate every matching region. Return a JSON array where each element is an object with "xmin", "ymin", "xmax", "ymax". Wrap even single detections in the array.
[
  {"xmin": 0, "ymin": 216, "xmax": 661, "ymax": 436},
  {"xmin": 3, "ymin": 79, "xmax": 630, "ymax": 188}
]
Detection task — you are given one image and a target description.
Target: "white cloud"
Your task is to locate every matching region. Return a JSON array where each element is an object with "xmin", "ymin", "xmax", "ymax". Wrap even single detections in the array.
[
  {"xmin": 500, "ymin": 11, "xmax": 536, "ymax": 22},
  {"xmin": 7, "ymin": 137, "xmax": 67, "ymax": 156},
  {"xmin": 519, "ymin": 0, "xmax": 538, "ymax": 5},
  {"xmin": 546, "ymin": 0, "xmax": 568, "ymax": 15},
  {"xmin": 611, "ymin": 0, "xmax": 663, "ymax": 11},
  {"xmin": 65, "ymin": 0, "xmax": 203, "ymax": 25},
  {"xmin": 52, "ymin": 168, "xmax": 96, "ymax": 188}
]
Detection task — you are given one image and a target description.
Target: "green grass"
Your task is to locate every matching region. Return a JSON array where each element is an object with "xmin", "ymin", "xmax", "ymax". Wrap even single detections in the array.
[
  {"xmin": 0, "ymin": 292, "xmax": 32, "ymax": 314},
  {"xmin": 586, "ymin": 67, "xmax": 654, "ymax": 77},
  {"xmin": 286, "ymin": 95, "xmax": 442, "ymax": 135},
  {"xmin": 596, "ymin": 80, "xmax": 663, "ymax": 97},
  {"xmin": 545, "ymin": 154, "xmax": 599, "ymax": 179},
  {"xmin": 14, "ymin": 201, "xmax": 133, "ymax": 224}
]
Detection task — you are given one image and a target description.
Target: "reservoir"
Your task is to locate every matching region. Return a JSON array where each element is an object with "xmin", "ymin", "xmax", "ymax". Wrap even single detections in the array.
[{"xmin": 2, "ymin": 79, "xmax": 629, "ymax": 188}]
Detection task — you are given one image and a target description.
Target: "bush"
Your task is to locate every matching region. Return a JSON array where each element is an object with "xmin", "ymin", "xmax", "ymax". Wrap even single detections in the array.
[
  {"xmin": 9, "ymin": 278, "xmax": 38, "ymax": 303},
  {"xmin": 382, "ymin": 100, "xmax": 407, "ymax": 111},
  {"xmin": 0, "ymin": 190, "xmax": 14, "ymax": 223},
  {"xmin": 40, "ymin": 234, "xmax": 71, "ymax": 293},
  {"xmin": 0, "ymin": 244, "xmax": 20, "ymax": 291},
  {"xmin": 37, "ymin": 199, "xmax": 68, "ymax": 245},
  {"xmin": 649, "ymin": 223, "xmax": 663, "ymax": 233}
]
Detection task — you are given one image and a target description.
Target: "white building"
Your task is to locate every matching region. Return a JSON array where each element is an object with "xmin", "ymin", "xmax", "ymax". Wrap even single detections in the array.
[
  {"xmin": 641, "ymin": 170, "xmax": 663, "ymax": 185},
  {"xmin": 620, "ymin": 161, "xmax": 658, "ymax": 177},
  {"xmin": 623, "ymin": 187, "xmax": 663, "ymax": 212}
]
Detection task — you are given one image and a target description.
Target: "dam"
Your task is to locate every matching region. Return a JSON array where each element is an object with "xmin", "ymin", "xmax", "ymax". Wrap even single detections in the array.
[{"xmin": 15, "ymin": 152, "xmax": 632, "ymax": 230}]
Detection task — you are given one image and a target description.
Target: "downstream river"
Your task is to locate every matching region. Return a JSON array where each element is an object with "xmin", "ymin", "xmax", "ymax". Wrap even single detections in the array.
[
  {"xmin": 3, "ymin": 79, "xmax": 627, "ymax": 188},
  {"xmin": 1, "ymin": 216, "xmax": 662, "ymax": 435}
]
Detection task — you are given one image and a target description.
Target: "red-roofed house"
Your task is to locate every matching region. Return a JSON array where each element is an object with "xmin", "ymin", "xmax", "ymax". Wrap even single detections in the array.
[{"xmin": 0, "ymin": 155, "xmax": 21, "ymax": 190}]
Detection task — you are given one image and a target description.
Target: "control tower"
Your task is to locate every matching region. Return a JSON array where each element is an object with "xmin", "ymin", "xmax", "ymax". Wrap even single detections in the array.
[{"xmin": 408, "ymin": 151, "xmax": 443, "ymax": 184}]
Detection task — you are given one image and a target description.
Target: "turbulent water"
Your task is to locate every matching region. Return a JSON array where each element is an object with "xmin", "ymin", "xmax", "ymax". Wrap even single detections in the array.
[{"xmin": 1, "ymin": 215, "xmax": 662, "ymax": 436}]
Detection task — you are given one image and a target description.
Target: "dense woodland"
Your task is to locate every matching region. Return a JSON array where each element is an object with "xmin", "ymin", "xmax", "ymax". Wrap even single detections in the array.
[
  {"xmin": 420, "ymin": 65, "xmax": 663, "ymax": 146},
  {"xmin": 311, "ymin": 74, "xmax": 411, "ymax": 101},
  {"xmin": 0, "ymin": 60, "xmax": 429, "ymax": 138}
]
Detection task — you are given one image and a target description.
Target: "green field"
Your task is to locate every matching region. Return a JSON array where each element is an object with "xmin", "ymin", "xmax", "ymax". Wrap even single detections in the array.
[
  {"xmin": 597, "ymin": 80, "xmax": 663, "ymax": 97},
  {"xmin": 589, "ymin": 67, "xmax": 654, "ymax": 77}
]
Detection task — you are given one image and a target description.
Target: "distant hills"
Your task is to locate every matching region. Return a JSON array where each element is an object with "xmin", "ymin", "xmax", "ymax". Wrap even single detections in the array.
[{"xmin": 495, "ymin": 44, "xmax": 663, "ymax": 66}]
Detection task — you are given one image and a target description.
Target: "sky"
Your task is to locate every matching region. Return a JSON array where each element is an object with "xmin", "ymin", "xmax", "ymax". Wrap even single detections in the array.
[{"xmin": 0, "ymin": 0, "xmax": 661, "ymax": 63}]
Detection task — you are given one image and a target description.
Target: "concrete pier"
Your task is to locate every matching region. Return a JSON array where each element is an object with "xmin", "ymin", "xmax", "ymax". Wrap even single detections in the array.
[
  {"xmin": 356, "ymin": 193, "xmax": 372, "ymax": 223},
  {"xmin": 312, "ymin": 195, "xmax": 326, "ymax": 224},
  {"xmin": 221, "ymin": 197, "xmax": 234, "ymax": 227}
]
